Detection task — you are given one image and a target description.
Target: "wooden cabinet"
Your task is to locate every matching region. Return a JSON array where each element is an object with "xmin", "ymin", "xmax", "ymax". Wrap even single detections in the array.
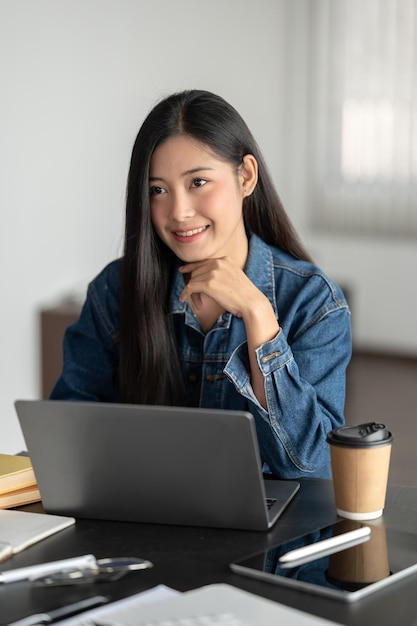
[{"xmin": 40, "ymin": 303, "xmax": 81, "ymax": 398}]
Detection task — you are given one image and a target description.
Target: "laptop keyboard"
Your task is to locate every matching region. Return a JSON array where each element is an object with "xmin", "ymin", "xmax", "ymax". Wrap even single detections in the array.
[{"xmin": 266, "ymin": 498, "xmax": 277, "ymax": 509}]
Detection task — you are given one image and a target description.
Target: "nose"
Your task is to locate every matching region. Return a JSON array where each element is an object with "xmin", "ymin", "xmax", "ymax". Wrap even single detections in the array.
[{"xmin": 169, "ymin": 190, "xmax": 195, "ymax": 222}]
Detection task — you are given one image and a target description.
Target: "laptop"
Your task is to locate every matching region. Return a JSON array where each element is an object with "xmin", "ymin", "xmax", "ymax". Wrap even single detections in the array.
[{"xmin": 14, "ymin": 400, "xmax": 299, "ymax": 531}]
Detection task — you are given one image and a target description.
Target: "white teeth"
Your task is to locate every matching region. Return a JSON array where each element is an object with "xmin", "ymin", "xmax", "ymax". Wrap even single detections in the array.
[{"xmin": 175, "ymin": 226, "xmax": 207, "ymax": 237}]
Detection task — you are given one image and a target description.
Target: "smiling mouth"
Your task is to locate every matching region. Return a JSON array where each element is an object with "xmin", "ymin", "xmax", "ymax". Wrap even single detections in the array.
[{"xmin": 174, "ymin": 225, "xmax": 209, "ymax": 237}]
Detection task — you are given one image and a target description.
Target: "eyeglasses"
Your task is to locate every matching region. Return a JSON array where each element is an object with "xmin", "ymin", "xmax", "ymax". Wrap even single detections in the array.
[{"xmin": 30, "ymin": 556, "xmax": 153, "ymax": 586}]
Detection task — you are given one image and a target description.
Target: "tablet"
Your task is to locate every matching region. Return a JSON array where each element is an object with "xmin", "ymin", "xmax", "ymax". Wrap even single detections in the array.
[{"xmin": 230, "ymin": 519, "xmax": 417, "ymax": 602}]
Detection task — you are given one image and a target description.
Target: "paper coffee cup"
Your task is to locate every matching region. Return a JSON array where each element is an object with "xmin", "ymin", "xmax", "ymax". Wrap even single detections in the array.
[
  {"xmin": 326, "ymin": 520, "xmax": 390, "ymax": 589},
  {"xmin": 327, "ymin": 422, "xmax": 393, "ymax": 520}
]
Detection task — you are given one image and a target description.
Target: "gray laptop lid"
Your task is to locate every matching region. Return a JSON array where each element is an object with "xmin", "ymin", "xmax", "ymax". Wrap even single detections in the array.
[{"xmin": 15, "ymin": 400, "xmax": 299, "ymax": 531}]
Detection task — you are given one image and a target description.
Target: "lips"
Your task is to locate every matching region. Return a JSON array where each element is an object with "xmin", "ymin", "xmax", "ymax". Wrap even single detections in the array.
[{"xmin": 174, "ymin": 225, "xmax": 209, "ymax": 237}]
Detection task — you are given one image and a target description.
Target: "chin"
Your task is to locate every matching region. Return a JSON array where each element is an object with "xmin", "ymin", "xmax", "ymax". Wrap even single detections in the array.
[{"xmin": 174, "ymin": 247, "xmax": 209, "ymax": 264}]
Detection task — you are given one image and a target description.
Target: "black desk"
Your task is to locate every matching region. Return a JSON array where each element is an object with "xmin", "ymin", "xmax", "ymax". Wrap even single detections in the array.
[{"xmin": 1, "ymin": 479, "xmax": 417, "ymax": 626}]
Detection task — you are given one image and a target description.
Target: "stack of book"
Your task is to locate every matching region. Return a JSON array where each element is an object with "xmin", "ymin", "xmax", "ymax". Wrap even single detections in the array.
[{"xmin": 0, "ymin": 454, "xmax": 41, "ymax": 508}]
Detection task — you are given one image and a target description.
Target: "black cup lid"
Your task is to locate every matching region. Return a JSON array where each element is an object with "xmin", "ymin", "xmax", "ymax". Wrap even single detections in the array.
[{"xmin": 327, "ymin": 422, "xmax": 393, "ymax": 448}]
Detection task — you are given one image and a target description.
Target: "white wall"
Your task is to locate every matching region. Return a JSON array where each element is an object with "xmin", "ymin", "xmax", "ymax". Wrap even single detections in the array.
[
  {"xmin": 0, "ymin": 0, "xmax": 289, "ymax": 452},
  {"xmin": 1, "ymin": 0, "xmax": 416, "ymax": 454}
]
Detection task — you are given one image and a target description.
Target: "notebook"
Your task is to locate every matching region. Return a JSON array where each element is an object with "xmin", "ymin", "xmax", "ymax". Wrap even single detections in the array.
[
  {"xmin": 14, "ymin": 400, "xmax": 299, "ymax": 531},
  {"xmin": 0, "ymin": 508, "xmax": 75, "ymax": 562}
]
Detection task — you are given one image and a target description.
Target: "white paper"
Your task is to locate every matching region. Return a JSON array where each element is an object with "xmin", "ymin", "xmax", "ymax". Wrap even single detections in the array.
[{"xmin": 58, "ymin": 585, "xmax": 180, "ymax": 626}]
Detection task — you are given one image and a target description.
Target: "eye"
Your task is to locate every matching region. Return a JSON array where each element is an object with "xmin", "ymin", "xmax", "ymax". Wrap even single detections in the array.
[
  {"xmin": 149, "ymin": 185, "xmax": 166, "ymax": 196},
  {"xmin": 191, "ymin": 178, "xmax": 207, "ymax": 188}
]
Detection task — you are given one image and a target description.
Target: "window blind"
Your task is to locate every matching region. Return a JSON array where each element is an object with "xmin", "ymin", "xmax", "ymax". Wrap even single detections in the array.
[{"xmin": 307, "ymin": 0, "xmax": 417, "ymax": 237}]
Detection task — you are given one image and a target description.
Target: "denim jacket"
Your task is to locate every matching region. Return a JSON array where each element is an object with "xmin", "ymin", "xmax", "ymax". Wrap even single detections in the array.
[{"xmin": 51, "ymin": 234, "xmax": 352, "ymax": 479}]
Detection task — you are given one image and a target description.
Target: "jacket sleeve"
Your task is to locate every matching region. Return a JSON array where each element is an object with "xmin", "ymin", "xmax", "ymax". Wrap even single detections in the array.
[
  {"xmin": 224, "ymin": 290, "xmax": 352, "ymax": 479},
  {"xmin": 50, "ymin": 263, "xmax": 120, "ymax": 402}
]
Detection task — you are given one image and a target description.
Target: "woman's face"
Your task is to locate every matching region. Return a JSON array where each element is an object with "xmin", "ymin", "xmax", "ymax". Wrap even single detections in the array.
[{"xmin": 149, "ymin": 135, "xmax": 256, "ymax": 266}]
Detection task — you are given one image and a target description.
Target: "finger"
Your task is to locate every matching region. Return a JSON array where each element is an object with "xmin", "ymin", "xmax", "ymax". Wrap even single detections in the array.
[
  {"xmin": 191, "ymin": 292, "xmax": 203, "ymax": 310},
  {"xmin": 179, "ymin": 279, "xmax": 207, "ymax": 303},
  {"xmin": 178, "ymin": 262, "xmax": 204, "ymax": 273},
  {"xmin": 178, "ymin": 258, "xmax": 226, "ymax": 274}
]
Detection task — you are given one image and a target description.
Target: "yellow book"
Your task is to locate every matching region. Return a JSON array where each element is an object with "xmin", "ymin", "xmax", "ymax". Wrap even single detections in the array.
[
  {"xmin": 0, "ymin": 454, "xmax": 37, "ymax": 495},
  {"xmin": 0, "ymin": 484, "xmax": 41, "ymax": 509}
]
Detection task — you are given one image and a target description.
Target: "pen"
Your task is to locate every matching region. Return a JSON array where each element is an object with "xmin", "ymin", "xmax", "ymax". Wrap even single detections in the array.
[
  {"xmin": 7, "ymin": 595, "xmax": 109, "ymax": 626},
  {"xmin": 278, "ymin": 525, "xmax": 371, "ymax": 568},
  {"xmin": 0, "ymin": 554, "xmax": 97, "ymax": 584}
]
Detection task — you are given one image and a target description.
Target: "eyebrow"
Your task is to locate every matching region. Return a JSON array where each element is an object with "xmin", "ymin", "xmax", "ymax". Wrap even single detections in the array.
[{"xmin": 149, "ymin": 166, "xmax": 215, "ymax": 182}]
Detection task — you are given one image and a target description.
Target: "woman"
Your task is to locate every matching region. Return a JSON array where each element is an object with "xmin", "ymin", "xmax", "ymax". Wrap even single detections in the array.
[{"xmin": 51, "ymin": 89, "xmax": 352, "ymax": 479}]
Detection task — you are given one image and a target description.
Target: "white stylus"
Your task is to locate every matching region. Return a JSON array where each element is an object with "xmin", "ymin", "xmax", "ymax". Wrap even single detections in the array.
[
  {"xmin": 278, "ymin": 525, "xmax": 371, "ymax": 568},
  {"xmin": 0, "ymin": 554, "xmax": 97, "ymax": 584}
]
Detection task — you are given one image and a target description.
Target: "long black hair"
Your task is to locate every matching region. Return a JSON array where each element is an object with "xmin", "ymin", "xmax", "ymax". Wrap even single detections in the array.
[{"xmin": 119, "ymin": 89, "xmax": 312, "ymax": 404}]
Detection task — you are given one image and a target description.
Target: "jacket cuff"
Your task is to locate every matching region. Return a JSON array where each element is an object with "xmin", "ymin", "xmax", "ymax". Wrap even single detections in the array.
[{"xmin": 255, "ymin": 328, "xmax": 293, "ymax": 375}]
